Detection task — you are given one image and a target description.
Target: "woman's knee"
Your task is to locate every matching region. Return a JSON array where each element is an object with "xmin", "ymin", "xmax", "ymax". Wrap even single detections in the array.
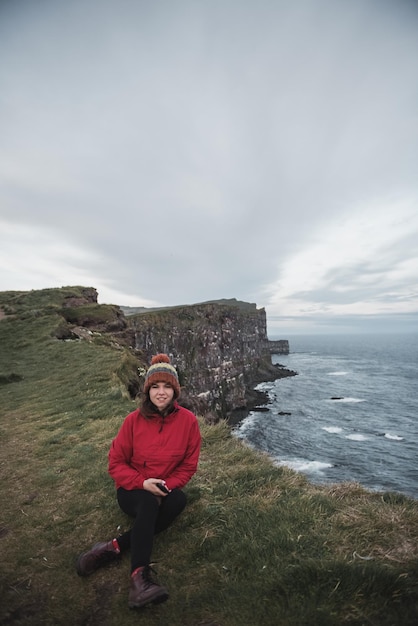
[
  {"xmin": 117, "ymin": 487, "xmax": 159, "ymax": 517},
  {"xmin": 165, "ymin": 488, "xmax": 187, "ymax": 514}
]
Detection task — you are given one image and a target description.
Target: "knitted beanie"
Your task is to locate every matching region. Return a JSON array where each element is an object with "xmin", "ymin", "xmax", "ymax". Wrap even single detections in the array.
[{"xmin": 143, "ymin": 354, "xmax": 180, "ymax": 398}]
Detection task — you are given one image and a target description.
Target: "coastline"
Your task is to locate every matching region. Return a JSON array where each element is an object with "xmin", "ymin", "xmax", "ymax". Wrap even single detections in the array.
[{"xmin": 227, "ymin": 363, "xmax": 297, "ymax": 427}]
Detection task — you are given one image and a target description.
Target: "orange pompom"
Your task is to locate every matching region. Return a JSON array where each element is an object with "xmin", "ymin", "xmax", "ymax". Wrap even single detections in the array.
[{"xmin": 151, "ymin": 353, "xmax": 171, "ymax": 365}]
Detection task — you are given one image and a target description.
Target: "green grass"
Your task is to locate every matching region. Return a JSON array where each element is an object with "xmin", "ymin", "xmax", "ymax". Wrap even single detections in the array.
[{"xmin": 1, "ymin": 290, "xmax": 418, "ymax": 625}]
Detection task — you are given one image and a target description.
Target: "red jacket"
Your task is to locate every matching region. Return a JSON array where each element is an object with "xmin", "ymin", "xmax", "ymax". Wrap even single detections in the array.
[{"xmin": 108, "ymin": 403, "xmax": 201, "ymax": 491}]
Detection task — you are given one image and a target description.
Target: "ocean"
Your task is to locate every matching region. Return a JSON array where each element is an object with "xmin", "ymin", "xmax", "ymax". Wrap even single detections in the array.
[{"xmin": 233, "ymin": 333, "xmax": 418, "ymax": 500}]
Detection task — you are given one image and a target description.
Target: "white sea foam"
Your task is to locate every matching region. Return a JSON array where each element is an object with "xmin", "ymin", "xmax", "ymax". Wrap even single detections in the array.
[
  {"xmin": 232, "ymin": 413, "xmax": 257, "ymax": 434},
  {"xmin": 275, "ymin": 458, "xmax": 333, "ymax": 473},
  {"xmin": 255, "ymin": 381, "xmax": 273, "ymax": 392},
  {"xmin": 384, "ymin": 433, "xmax": 404, "ymax": 441},
  {"xmin": 328, "ymin": 397, "xmax": 366, "ymax": 403},
  {"xmin": 345, "ymin": 433, "xmax": 369, "ymax": 441},
  {"xmin": 322, "ymin": 426, "xmax": 343, "ymax": 434},
  {"xmin": 327, "ymin": 371, "xmax": 348, "ymax": 376}
]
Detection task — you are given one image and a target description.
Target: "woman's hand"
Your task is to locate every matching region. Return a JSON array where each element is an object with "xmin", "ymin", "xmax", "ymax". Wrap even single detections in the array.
[{"xmin": 143, "ymin": 478, "xmax": 170, "ymax": 497}]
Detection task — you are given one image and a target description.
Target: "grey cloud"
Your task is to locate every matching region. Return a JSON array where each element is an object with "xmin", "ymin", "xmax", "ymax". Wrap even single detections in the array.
[{"xmin": 1, "ymin": 0, "xmax": 417, "ymax": 329}]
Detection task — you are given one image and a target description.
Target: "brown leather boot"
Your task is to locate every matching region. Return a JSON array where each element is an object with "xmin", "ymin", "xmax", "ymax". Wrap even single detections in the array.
[
  {"xmin": 128, "ymin": 566, "xmax": 169, "ymax": 608},
  {"xmin": 76, "ymin": 540, "xmax": 121, "ymax": 576}
]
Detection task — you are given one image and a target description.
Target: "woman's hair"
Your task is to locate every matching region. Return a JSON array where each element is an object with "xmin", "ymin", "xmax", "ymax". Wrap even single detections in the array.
[
  {"xmin": 140, "ymin": 354, "xmax": 180, "ymax": 419},
  {"xmin": 140, "ymin": 388, "xmax": 177, "ymax": 420}
]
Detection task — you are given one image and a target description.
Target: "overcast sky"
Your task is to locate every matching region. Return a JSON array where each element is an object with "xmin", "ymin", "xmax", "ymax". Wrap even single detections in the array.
[{"xmin": 1, "ymin": 0, "xmax": 417, "ymax": 335}]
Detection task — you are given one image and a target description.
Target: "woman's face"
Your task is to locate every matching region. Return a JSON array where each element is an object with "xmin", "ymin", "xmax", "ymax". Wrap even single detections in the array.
[{"xmin": 149, "ymin": 381, "xmax": 175, "ymax": 411}]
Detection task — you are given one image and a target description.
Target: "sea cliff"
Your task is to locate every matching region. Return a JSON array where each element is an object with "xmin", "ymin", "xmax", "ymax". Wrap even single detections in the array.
[
  {"xmin": 124, "ymin": 299, "xmax": 295, "ymax": 421},
  {"xmin": 0, "ymin": 286, "xmax": 296, "ymax": 421}
]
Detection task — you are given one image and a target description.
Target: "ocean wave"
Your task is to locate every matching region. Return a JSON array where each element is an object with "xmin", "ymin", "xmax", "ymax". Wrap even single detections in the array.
[
  {"xmin": 345, "ymin": 433, "xmax": 369, "ymax": 441},
  {"xmin": 327, "ymin": 371, "xmax": 349, "ymax": 376},
  {"xmin": 327, "ymin": 397, "xmax": 366, "ymax": 403},
  {"xmin": 322, "ymin": 426, "xmax": 343, "ymax": 434},
  {"xmin": 255, "ymin": 381, "xmax": 274, "ymax": 392},
  {"xmin": 232, "ymin": 414, "xmax": 258, "ymax": 433},
  {"xmin": 275, "ymin": 458, "xmax": 333, "ymax": 473}
]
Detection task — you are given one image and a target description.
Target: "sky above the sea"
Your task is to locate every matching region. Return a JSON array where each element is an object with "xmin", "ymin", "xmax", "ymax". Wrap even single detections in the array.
[{"xmin": 1, "ymin": 0, "xmax": 417, "ymax": 335}]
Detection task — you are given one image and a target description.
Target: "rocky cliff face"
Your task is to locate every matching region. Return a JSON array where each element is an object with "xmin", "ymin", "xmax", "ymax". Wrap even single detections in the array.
[
  {"xmin": 126, "ymin": 299, "xmax": 295, "ymax": 421},
  {"xmin": 269, "ymin": 340, "xmax": 289, "ymax": 354},
  {"xmin": 0, "ymin": 287, "xmax": 295, "ymax": 422}
]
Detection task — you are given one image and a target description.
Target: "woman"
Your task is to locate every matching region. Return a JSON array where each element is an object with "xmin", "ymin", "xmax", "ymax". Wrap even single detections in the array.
[{"xmin": 76, "ymin": 353, "xmax": 201, "ymax": 609}]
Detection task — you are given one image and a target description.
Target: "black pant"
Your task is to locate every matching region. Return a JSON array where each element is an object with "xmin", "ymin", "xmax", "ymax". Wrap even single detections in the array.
[{"xmin": 116, "ymin": 487, "xmax": 186, "ymax": 572}]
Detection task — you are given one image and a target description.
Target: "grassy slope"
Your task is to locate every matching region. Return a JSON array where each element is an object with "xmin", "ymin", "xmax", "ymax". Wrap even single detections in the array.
[{"xmin": 0, "ymin": 293, "xmax": 417, "ymax": 625}]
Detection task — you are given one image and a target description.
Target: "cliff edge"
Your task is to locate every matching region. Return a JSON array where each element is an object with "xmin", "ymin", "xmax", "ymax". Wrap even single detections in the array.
[
  {"xmin": 124, "ymin": 299, "xmax": 296, "ymax": 420},
  {"xmin": 0, "ymin": 287, "xmax": 296, "ymax": 421}
]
